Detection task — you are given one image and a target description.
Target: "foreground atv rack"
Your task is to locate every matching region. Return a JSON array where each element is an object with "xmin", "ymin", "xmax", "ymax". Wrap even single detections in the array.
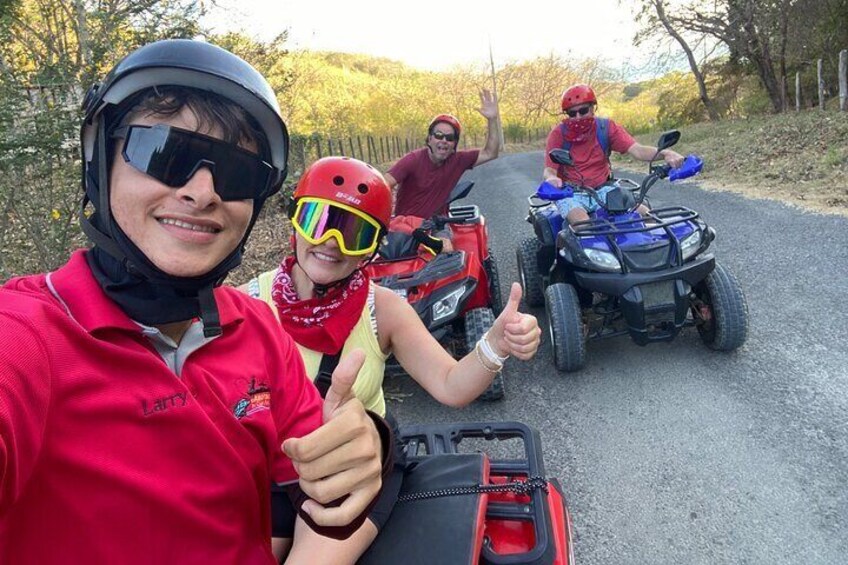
[{"xmin": 398, "ymin": 421, "xmax": 574, "ymax": 565}]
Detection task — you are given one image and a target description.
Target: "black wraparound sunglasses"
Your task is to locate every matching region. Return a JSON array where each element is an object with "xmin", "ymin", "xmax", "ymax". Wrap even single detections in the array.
[
  {"xmin": 112, "ymin": 124, "xmax": 277, "ymax": 201},
  {"xmin": 565, "ymin": 106, "xmax": 593, "ymax": 118},
  {"xmin": 431, "ymin": 131, "xmax": 457, "ymax": 142}
]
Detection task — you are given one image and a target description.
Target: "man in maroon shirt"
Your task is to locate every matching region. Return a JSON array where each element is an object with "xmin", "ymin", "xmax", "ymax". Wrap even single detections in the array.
[
  {"xmin": 543, "ymin": 84, "xmax": 684, "ymax": 226},
  {"xmin": 0, "ymin": 40, "xmax": 390, "ymax": 564},
  {"xmin": 385, "ymin": 89, "xmax": 501, "ymax": 220}
]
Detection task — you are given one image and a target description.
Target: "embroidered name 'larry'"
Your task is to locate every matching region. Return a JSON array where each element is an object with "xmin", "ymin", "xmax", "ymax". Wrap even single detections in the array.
[
  {"xmin": 142, "ymin": 392, "xmax": 188, "ymax": 416},
  {"xmin": 233, "ymin": 377, "xmax": 271, "ymax": 419}
]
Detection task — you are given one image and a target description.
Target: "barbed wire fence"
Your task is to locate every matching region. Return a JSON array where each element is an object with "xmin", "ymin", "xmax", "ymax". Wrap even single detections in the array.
[{"xmin": 787, "ymin": 49, "xmax": 848, "ymax": 112}]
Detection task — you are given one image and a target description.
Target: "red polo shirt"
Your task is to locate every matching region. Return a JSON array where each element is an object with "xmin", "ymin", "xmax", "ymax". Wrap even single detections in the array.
[
  {"xmin": 390, "ymin": 147, "xmax": 479, "ymax": 218},
  {"xmin": 544, "ymin": 119, "xmax": 636, "ymax": 188},
  {"xmin": 0, "ymin": 250, "xmax": 323, "ymax": 564}
]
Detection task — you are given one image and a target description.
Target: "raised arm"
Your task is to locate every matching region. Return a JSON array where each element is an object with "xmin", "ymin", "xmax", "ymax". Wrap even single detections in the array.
[
  {"xmin": 376, "ymin": 283, "xmax": 540, "ymax": 407},
  {"xmin": 475, "ymin": 89, "xmax": 501, "ymax": 166}
]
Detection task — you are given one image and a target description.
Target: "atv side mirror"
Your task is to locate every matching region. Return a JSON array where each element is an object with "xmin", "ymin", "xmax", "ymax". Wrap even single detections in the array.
[
  {"xmin": 447, "ymin": 180, "xmax": 474, "ymax": 204},
  {"xmin": 548, "ymin": 149, "xmax": 573, "ymax": 166},
  {"xmin": 656, "ymin": 130, "xmax": 680, "ymax": 151}
]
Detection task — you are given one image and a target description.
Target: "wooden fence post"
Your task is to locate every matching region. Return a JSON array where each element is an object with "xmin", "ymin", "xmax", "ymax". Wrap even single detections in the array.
[
  {"xmin": 367, "ymin": 136, "xmax": 374, "ymax": 163},
  {"xmin": 379, "ymin": 137, "xmax": 385, "ymax": 162},
  {"xmin": 357, "ymin": 137, "xmax": 365, "ymax": 162},
  {"xmin": 316, "ymin": 135, "xmax": 323, "ymax": 159},
  {"xmin": 817, "ymin": 59, "xmax": 825, "ymax": 110},
  {"xmin": 348, "ymin": 137, "xmax": 356, "ymax": 159},
  {"xmin": 795, "ymin": 72, "xmax": 801, "ymax": 112},
  {"xmin": 839, "ymin": 49, "xmax": 847, "ymax": 112},
  {"xmin": 781, "ymin": 75, "xmax": 787, "ymax": 112}
]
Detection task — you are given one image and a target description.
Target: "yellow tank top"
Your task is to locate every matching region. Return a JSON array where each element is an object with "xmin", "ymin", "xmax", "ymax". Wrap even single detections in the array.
[{"xmin": 249, "ymin": 270, "xmax": 388, "ymax": 417}]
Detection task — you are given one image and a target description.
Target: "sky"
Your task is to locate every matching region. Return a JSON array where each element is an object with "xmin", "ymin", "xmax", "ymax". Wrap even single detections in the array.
[{"xmin": 204, "ymin": 0, "xmax": 667, "ymax": 76}]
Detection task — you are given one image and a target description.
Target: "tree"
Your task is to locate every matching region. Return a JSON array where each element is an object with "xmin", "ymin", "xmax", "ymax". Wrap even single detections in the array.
[
  {"xmin": 635, "ymin": 0, "xmax": 848, "ymax": 114},
  {"xmin": 0, "ymin": 0, "xmax": 206, "ymax": 276},
  {"xmin": 636, "ymin": 0, "xmax": 721, "ymax": 120}
]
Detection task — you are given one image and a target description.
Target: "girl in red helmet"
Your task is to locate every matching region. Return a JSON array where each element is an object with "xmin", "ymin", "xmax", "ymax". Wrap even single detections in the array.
[
  {"xmin": 243, "ymin": 156, "xmax": 542, "ymax": 564},
  {"xmin": 543, "ymin": 83, "xmax": 685, "ymax": 226}
]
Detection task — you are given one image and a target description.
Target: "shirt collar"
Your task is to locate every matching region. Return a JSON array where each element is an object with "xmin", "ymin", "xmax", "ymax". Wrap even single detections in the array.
[{"xmin": 48, "ymin": 249, "xmax": 246, "ymax": 335}]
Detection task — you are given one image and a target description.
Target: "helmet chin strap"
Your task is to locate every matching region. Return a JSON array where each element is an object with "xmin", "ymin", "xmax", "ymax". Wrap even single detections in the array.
[{"xmin": 80, "ymin": 118, "xmax": 260, "ymax": 338}]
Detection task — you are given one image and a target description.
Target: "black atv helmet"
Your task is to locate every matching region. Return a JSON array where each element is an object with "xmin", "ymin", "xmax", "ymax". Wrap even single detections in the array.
[{"xmin": 80, "ymin": 39, "xmax": 290, "ymax": 336}]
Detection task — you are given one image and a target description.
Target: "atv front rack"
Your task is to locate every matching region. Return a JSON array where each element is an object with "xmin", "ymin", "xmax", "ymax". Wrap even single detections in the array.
[
  {"xmin": 448, "ymin": 203, "xmax": 483, "ymax": 223},
  {"xmin": 373, "ymin": 251, "xmax": 466, "ymax": 289},
  {"xmin": 571, "ymin": 205, "xmax": 699, "ymax": 236},
  {"xmin": 564, "ymin": 206, "xmax": 706, "ymax": 273}
]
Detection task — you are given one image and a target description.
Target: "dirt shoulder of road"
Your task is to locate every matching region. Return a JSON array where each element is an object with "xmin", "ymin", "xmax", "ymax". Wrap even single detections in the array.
[{"xmin": 506, "ymin": 110, "xmax": 848, "ymax": 218}]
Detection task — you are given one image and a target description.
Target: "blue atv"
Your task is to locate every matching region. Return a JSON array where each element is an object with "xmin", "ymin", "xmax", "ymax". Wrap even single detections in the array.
[{"xmin": 517, "ymin": 130, "xmax": 748, "ymax": 372}]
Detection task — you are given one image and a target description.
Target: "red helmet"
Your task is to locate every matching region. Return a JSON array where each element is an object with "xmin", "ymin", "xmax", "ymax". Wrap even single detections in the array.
[
  {"xmin": 428, "ymin": 114, "xmax": 462, "ymax": 142},
  {"xmin": 292, "ymin": 156, "xmax": 392, "ymax": 230},
  {"xmin": 561, "ymin": 84, "xmax": 597, "ymax": 111}
]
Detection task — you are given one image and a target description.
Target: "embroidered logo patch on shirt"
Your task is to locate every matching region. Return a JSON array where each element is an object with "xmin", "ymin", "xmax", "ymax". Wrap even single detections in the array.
[{"xmin": 233, "ymin": 377, "xmax": 271, "ymax": 419}]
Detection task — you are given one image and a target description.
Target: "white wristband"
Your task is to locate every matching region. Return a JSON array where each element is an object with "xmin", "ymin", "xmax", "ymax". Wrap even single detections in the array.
[
  {"xmin": 474, "ymin": 342, "xmax": 501, "ymax": 373},
  {"xmin": 479, "ymin": 331, "xmax": 509, "ymax": 366}
]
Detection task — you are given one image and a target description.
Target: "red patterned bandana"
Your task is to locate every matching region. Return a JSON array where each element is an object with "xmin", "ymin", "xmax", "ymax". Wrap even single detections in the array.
[
  {"xmin": 271, "ymin": 256, "xmax": 369, "ymax": 354},
  {"xmin": 562, "ymin": 116, "xmax": 595, "ymax": 143}
]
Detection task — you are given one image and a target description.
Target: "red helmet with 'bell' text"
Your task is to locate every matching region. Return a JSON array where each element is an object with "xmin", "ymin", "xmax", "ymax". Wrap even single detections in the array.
[
  {"xmin": 292, "ymin": 156, "xmax": 392, "ymax": 230},
  {"xmin": 428, "ymin": 114, "xmax": 462, "ymax": 143},
  {"xmin": 561, "ymin": 84, "xmax": 597, "ymax": 111}
]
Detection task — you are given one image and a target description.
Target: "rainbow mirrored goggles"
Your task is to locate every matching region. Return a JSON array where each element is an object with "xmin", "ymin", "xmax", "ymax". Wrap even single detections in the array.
[{"xmin": 290, "ymin": 197, "xmax": 383, "ymax": 256}]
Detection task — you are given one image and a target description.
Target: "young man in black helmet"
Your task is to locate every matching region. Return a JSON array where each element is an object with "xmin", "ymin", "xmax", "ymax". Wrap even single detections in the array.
[{"xmin": 0, "ymin": 39, "xmax": 390, "ymax": 564}]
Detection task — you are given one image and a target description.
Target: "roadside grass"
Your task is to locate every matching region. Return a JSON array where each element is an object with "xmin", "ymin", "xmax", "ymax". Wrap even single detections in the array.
[{"xmin": 618, "ymin": 111, "xmax": 848, "ymax": 216}]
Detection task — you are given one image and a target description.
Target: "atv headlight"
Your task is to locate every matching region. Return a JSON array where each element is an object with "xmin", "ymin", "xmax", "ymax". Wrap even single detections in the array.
[
  {"xmin": 680, "ymin": 230, "xmax": 703, "ymax": 260},
  {"xmin": 583, "ymin": 248, "xmax": 622, "ymax": 272},
  {"xmin": 432, "ymin": 286, "xmax": 467, "ymax": 323}
]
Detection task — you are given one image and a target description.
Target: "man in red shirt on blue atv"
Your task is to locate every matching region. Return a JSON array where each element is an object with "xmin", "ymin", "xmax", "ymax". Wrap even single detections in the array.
[{"xmin": 542, "ymin": 84, "xmax": 685, "ymax": 226}]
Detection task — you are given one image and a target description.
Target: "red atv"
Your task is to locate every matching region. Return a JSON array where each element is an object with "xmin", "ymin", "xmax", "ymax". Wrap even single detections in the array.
[
  {"xmin": 363, "ymin": 181, "xmax": 506, "ymax": 401},
  {"xmin": 358, "ymin": 421, "xmax": 575, "ymax": 565}
]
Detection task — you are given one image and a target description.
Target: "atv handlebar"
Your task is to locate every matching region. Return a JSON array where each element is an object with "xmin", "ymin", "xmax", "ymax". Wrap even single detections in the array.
[
  {"xmin": 669, "ymin": 154, "xmax": 704, "ymax": 181},
  {"xmin": 532, "ymin": 154, "xmax": 704, "ymax": 209}
]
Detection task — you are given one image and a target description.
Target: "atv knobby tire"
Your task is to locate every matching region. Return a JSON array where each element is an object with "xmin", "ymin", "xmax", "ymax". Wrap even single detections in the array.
[
  {"xmin": 464, "ymin": 307, "xmax": 505, "ymax": 401},
  {"xmin": 545, "ymin": 283, "xmax": 586, "ymax": 372},
  {"xmin": 484, "ymin": 249, "xmax": 504, "ymax": 315},
  {"xmin": 517, "ymin": 238, "xmax": 544, "ymax": 308},
  {"xmin": 693, "ymin": 263, "xmax": 748, "ymax": 351}
]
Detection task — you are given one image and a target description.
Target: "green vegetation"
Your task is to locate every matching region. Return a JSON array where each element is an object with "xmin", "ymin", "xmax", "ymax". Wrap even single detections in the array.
[
  {"xmin": 1, "ymin": 0, "xmax": 846, "ymax": 279},
  {"xmin": 613, "ymin": 110, "xmax": 848, "ymax": 214}
]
